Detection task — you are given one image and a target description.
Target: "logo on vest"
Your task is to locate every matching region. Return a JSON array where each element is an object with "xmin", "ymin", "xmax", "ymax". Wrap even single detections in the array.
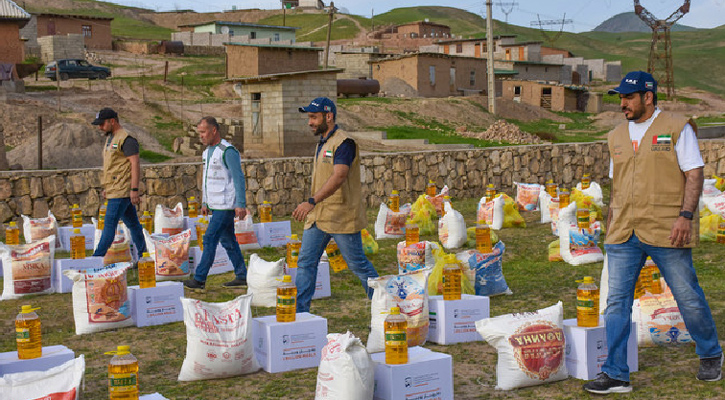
[{"xmin": 651, "ymin": 135, "xmax": 672, "ymax": 152}]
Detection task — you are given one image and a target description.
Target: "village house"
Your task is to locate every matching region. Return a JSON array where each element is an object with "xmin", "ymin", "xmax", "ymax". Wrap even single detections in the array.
[
  {"xmin": 502, "ymin": 79, "xmax": 601, "ymax": 112},
  {"xmin": 0, "ymin": 0, "xmax": 30, "ymax": 69},
  {"xmin": 224, "ymin": 43, "xmax": 322, "ymax": 78},
  {"xmin": 19, "ymin": 13, "xmax": 113, "ymax": 52},
  {"xmin": 178, "ymin": 21, "xmax": 297, "ymax": 42}
]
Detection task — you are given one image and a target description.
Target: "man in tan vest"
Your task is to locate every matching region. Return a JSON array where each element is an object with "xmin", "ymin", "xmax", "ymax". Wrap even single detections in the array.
[
  {"xmin": 584, "ymin": 72, "xmax": 722, "ymax": 394},
  {"xmin": 292, "ymin": 97, "xmax": 379, "ymax": 312},
  {"xmin": 91, "ymin": 108, "xmax": 147, "ymax": 260}
]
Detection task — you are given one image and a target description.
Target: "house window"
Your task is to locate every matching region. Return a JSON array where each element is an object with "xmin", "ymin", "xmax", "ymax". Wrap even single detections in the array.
[
  {"xmin": 251, "ymin": 93, "xmax": 262, "ymax": 137},
  {"xmin": 456, "ymin": 44, "xmax": 463, "ymax": 53},
  {"xmin": 470, "ymin": 70, "xmax": 476, "ymax": 86},
  {"xmin": 450, "ymin": 67, "xmax": 456, "ymax": 92},
  {"xmin": 274, "ymin": 33, "xmax": 280, "ymax": 41},
  {"xmin": 514, "ymin": 86, "xmax": 522, "ymax": 96},
  {"xmin": 82, "ymin": 25, "xmax": 92, "ymax": 37},
  {"xmin": 250, "ymin": 31, "xmax": 257, "ymax": 39},
  {"xmin": 429, "ymin": 66, "xmax": 436, "ymax": 86},
  {"xmin": 545, "ymin": 67, "xmax": 548, "ymax": 72}
]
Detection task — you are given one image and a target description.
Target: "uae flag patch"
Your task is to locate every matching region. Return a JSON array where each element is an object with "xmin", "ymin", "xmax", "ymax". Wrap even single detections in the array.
[
  {"xmin": 652, "ymin": 135, "xmax": 671, "ymax": 144},
  {"xmin": 324, "ymin": 150, "xmax": 333, "ymax": 158}
]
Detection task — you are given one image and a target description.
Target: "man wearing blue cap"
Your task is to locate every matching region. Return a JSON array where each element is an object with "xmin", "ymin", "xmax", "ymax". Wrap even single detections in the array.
[
  {"xmin": 292, "ymin": 97, "xmax": 379, "ymax": 312},
  {"xmin": 584, "ymin": 72, "xmax": 722, "ymax": 394}
]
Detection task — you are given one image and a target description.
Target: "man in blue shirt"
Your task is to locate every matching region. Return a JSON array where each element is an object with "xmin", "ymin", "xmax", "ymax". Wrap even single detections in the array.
[{"xmin": 184, "ymin": 117, "xmax": 248, "ymax": 290}]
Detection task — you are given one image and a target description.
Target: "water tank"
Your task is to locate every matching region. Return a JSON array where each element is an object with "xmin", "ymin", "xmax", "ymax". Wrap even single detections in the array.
[{"xmin": 337, "ymin": 79, "xmax": 380, "ymax": 97}]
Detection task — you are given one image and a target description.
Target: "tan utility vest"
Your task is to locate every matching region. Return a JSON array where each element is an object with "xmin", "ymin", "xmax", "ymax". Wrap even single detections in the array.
[
  {"xmin": 305, "ymin": 129, "xmax": 367, "ymax": 234},
  {"xmin": 606, "ymin": 111, "xmax": 699, "ymax": 248},
  {"xmin": 101, "ymin": 129, "xmax": 133, "ymax": 199}
]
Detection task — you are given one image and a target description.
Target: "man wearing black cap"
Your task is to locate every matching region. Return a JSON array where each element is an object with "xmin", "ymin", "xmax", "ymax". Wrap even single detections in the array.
[
  {"xmin": 583, "ymin": 72, "xmax": 722, "ymax": 394},
  {"xmin": 91, "ymin": 108, "xmax": 147, "ymax": 260},
  {"xmin": 292, "ymin": 97, "xmax": 379, "ymax": 312}
]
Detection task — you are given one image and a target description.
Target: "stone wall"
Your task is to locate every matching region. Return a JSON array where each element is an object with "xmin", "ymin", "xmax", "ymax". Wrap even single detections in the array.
[{"xmin": 3, "ymin": 140, "xmax": 725, "ymax": 228}]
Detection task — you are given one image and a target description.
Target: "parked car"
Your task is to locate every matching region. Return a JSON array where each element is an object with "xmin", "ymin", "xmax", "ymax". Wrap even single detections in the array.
[{"xmin": 45, "ymin": 59, "xmax": 111, "ymax": 81}]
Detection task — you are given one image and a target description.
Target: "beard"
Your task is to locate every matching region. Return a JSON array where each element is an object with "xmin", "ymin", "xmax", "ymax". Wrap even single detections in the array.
[
  {"xmin": 314, "ymin": 119, "xmax": 329, "ymax": 136},
  {"xmin": 623, "ymin": 96, "xmax": 647, "ymax": 121}
]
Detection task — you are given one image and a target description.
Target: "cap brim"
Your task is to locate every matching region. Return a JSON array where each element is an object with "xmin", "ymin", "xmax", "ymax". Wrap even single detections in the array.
[
  {"xmin": 298, "ymin": 107, "xmax": 308, "ymax": 113},
  {"xmin": 91, "ymin": 118, "xmax": 104, "ymax": 125}
]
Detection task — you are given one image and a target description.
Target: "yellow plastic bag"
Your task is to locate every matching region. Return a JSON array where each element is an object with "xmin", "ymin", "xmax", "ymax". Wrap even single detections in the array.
[
  {"xmin": 700, "ymin": 214, "xmax": 720, "ymax": 242},
  {"xmin": 409, "ymin": 195, "xmax": 437, "ymax": 235},
  {"xmin": 714, "ymin": 175, "xmax": 725, "ymax": 191},
  {"xmin": 548, "ymin": 239, "xmax": 562, "ymax": 262},
  {"xmin": 428, "ymin": 249, "xmax": 475, "ymax": 296},
  {"xmin": 466, "ymin": 226, "xmax": 499, "ymax": 248},
  {"xmin": 571, "ymin": 189, "xmax": 604, "ymax": 221},
  {"xmin": 501, "ymin": 194, "xmax": 526, "ymax": 228},
  {"xmin": 361, "ymin": 228, "xmax": 378, "ymax": 254}
]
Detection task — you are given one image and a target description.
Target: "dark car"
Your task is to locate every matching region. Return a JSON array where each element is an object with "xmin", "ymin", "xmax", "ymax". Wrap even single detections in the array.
[{"xmin": 45, "ymin": 59, "xmax": 111, "ymax": 81}]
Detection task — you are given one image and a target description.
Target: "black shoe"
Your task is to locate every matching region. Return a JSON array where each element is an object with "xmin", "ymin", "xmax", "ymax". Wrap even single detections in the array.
[
  {"xmin": 697, "ymin": 353, "xmax": 724, "ymax": 381},
  {"xmin": 583, "ymin": 372, "xmax": 632, "ymax": 394},
  {"xmin": 222, "ymin": 278, "xmax": 247, "ymax": 288},
  {"xmin": 183, "ymin": 278, "xmax": 205, "ymax": 290}
]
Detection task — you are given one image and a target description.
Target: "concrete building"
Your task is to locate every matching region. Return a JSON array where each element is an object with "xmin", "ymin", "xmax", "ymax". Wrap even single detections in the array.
[
  {"xmin": 225, "ymin": 43, "xmax": 322, "ymax": 78},
  {"xmin": 0, "ymin": 0, "xmax": 30, "ymax": 67},
  {"xmin": 501, "ymin": 79, "xmax": 599, "ymax": 112},
  {"xmin": 433, "ymin": 35, "xmax": 542, "ymax": 62},
  {"xmin": 178, "ymin": 21, "xmax": 297, "ymax": 43},
  {"xmin": 20, "ymin": 13, "xmax": 113, "ymax": 51},
  {"xmin": 396, "ymin": 21, "xmax": 451, "ymax": 39},
  {"xmin": 335, "ymin": 51, "xmax": 395, "ymax": 79},
  {"xmin": 511, "ymin": 61, "xmax": 563, "ymax": 82},
  {"xmin": 230, "ymin": 69, "xmax": 341, "ymax": 157}
]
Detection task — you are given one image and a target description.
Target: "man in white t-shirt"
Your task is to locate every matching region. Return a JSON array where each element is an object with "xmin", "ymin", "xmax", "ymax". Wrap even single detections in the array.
[{"xmin": 584, "ymin": 71, "xmax": 722, "ymax": 394}]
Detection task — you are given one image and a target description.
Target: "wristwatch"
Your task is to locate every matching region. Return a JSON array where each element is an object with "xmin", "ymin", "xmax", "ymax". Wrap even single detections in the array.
[
  {"xmin": 679, "ymin": 210, "xmax": 693, "ymax": 220},
  {"xmin": 308, "ymin": 197, "xmax": 316, "ymax": 206},
  {"xmin": 131, "ymin": 188, "xmax": 139, "ymax": 192}
]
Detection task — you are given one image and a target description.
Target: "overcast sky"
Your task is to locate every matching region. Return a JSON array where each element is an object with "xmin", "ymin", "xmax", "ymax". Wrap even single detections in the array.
[{"xmin": 113, "ymin": 0, "xmax": 725, "ymax": 32}]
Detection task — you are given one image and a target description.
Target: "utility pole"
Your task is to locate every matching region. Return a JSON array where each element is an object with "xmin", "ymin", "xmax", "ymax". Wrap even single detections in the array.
[
  {"xmin": 324, "ymin": 1, "xmax": 336, "ymax": 70},
  {"xmin": 371, "ymin": 8, "xmax": 374, "ymax": 33},
  {"xmin": 486, "ymin": 0, "xmax": 496, "ymax": 115},
  {"xmin": 283, "ymin": 1, "xmax": 286, "ymax": 26}
]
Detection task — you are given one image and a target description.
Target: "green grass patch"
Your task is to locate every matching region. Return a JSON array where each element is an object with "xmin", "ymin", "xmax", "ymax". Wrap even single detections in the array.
[
  {"xmin": 25, "ymin": 85, "xmax": 58, "ymax": 92},
  {"xmin": 695, "ymin": 114, "xmax": 725, "ymax": 124},
  {"xmin": 139, "ymin": 148, "xmax": 171, "ymax": 163},
  {"xmin": 508, "ymin": 113, "xmax": 608, "ymax": 143},
  {"xmin": 338, "ymin": 97, "xmax": 396, "ymax": 105},
  {"xmin": 373, "ymin": 125, "xmax": 516, "ymax": 147}
]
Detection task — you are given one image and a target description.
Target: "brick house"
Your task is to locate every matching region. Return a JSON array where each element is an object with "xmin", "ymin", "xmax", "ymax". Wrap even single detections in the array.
[
  {"xmin": 396, "ymin": 21, "xmax": 451, "ymax": 39},
  {"xmin": 229, "ymin": 69, "xmax": 342, "ymax": 157},
  {"xmin": 434, "ymin": 35, "xmax": 543, "ymax": 62},
  {"xmin": 502, "ymin": 79, "xmax": 599, "ymax": 112},
  {"xmin": 0, "ymin": 0, "xmax": 30, "ymax": 67},
  {"xmin": 179, "ymin": 21, "xmax": 297, "ymax": 43},
  {"xmin": 20, "ymin": 13, "xmax": 113, "ymax": 51},
  {"xmin": 225, "ymin": 43, "xmax": 322, "ymax": 78}
]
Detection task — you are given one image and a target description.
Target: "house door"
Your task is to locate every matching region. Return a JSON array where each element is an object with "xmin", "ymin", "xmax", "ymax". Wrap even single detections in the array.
[
  {"xmin": 519, "ymin": 47, "xmax": 524, "ymax": 61},
  {"xmin": 47, "ymin": 21, "xmax": 56, "ymax": 35},
  {"xmin": 541, "ymin": 87, "xmax": 552, "ymax": 109},
  {"xmin": 450, "ymin": 68, "xmax": 456, "ymax": 93},
  {"xmin": 572, "ymin": 71, "xmax": 581, "ymax": 85},
  {"xmin": 474, "ymin": 44, "xmax": 481, "ymax": 58}
]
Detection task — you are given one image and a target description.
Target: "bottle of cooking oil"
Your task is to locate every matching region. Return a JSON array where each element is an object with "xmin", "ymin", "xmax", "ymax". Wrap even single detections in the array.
[
  {"xmin": 389, "ymin": 190, "xmax": 400, "ymax": 212},
  {"xmin": 286, "ymin": 234, "xmax": 301, "ymax": 269},
  {"xmin": 426, "ymin": 180, "xmax": 437, "ymax": 197},
  {"xmin": 485, "ymin": 184, "xmax": 496, "ymax": 203},
  {"xmin": 576, "ymin": 208, "xmax": 590, "ymax": 229},
  {"xmin": 70, "ymin": 228, "xmax": 86, "ymax": 260},
  {"xmin": 558, "ymin": 189, "xmax": 570, "ymax": 209},
  {"xmin": 326, "ymin": 238, "xmax": 348, "ymax": 273},
  {"xmin": 405, "ymin": 219, "xmax": 419, "ymax": 247},
  {"xmin": 545, "ymin": 180, "xmax": 558, "ymax": 198},
  {"xmin": 717, "ymin": 216, "xmax": 725, "ymax": 244},
  {"xmin": 71, "ymin": 204, "xmax": 83, "ymax": 228},
  {"xmin": 106, "ymin": 345, "xmax": 139, "ymax": 400},
  {"xmin": 139, "ymin": 211, "xmax": 153, "ymax": 233},
  {"xmin": 5, "ymin": 221, "xmax": 20, "ymax": 245},
  {"xmin": 385, "ymin": 307, "xmax": 408, "ymax": 364},
  {"xmin": 475, "ymin": 220, "xmax": 493, "ymax": 254},
  {"xmin": 443, "ymin": 255, "xmax": 462, "ymax": 301},
  {"xmin": 259, "ymin": 201, "xmax": 272, "ymax": 223},
  {"xmin": 16, "ymin": 305, "xmax": 42, "ymax": 359},
  {"xmin": 137, "ymin": 252, "xmax": 156, "ymax": 289},
  {"xmin": 577, "ymin": 276, "xmax": 599, "ymax": 327},
  {"xmin": 640, "ymin": 257, "xmax": 663, "ymax": 295},
  {"xmin": 187, "ymin": 196, "xmax": 199, "ymax": 218},
  {"xmin": 276, "ymin": 275, "xmax": 297, "ymax": 323},
  {"xmin": 98, "ymin": 201, "xmax": 107, "ymax": 231},
  {"xmin": 195, "ymin": 217, "xmax": 208, "ymax": 251},
  {"xmin": 441, "ymin": 195, "xmax": 451, "ymax": 217},
  {"xmin": 581, "ymin": 173, "xmax": 591, "ymax": 190}
]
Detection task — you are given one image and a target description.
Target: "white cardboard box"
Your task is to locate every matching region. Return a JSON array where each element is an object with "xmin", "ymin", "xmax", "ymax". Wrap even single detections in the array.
[
  {"xmin": 371, "ymin": 346, "xmax": 454, "ymax": 400},
  {"xmin": 188, "ymin": 245, "xmax": 234, "ymax": 276},
  {"xmin": 427, "ymin": 294, "xmax": 489, "ymax": 345},
  {"xmin": 563, "ymin": 317, "xmax": 638, "ymax": 380},
  {"xmin": 252, "ymin": 312, "xmax": 328, "ymax": 373},
  {"xmin": 127, "ymin": 281, "xmax": 185, "ymax": 327},
  {"xmin": 140, "ymin": 394, "xmax": 169, "ymax": 400},
  {"xmin": 0, "ymin": 345, "xmax": 75, "ymax": 375},
  {"xmin": 183, "ymin": 216, "xmax": 201, "ymax": 241},
  {"xmin": 285, "ymin": 261, "xmax": 331, "ymax": 300},
  {"xmin": 53, "ymin": 256, "xmax": 104, "ymax": 293},
  {"xmin": 254, "ymin": 221, "xmax": 291, "ymax": 248},
  {"xmin": 57, "ymin": 224, "xmax": 95, "ymax": 251}
]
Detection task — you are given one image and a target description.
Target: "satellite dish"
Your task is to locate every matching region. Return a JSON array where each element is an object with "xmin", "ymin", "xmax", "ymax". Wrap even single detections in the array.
[{"xmin": 221, "ymin": 26, "xmax": 230, "ymax": 34}]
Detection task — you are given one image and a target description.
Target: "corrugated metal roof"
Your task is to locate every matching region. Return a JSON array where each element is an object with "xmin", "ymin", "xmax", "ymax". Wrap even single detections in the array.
[{"xmin": 0, "ymin": 0, "xmax": 30, "ymax": 20}]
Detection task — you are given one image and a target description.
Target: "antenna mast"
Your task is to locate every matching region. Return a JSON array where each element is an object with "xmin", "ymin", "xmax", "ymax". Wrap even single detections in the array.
[
  {"xmin": 494, "ymin": 1, "xmax": 518, "ymax": 25},
  {"xmin": 530, "ymin": 13, "xmax": 573, "ymax": 45}
]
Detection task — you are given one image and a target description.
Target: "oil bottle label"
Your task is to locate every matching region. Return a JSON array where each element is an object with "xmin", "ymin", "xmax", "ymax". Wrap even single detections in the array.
[
  {"xmin": 291, "ymin": 250, "xmax": 299, "ymax": 258},
  {"xmin": 277, "ymin": 295, "xmax": 295, "ymax": 306},
  {"xmin": 577, "ymin": 299, "xmax": 594, "ymax": 309},
  {"xmin": 385, "ymin": 331, "xmax": 406, "ymax": 343},
  {"xmin": 16, "ymin": 328, "xmax": 30, "ymax": 342},
  {"xmin": 109, "ymin": 373, "xmax": 137, "ymax": 392}
]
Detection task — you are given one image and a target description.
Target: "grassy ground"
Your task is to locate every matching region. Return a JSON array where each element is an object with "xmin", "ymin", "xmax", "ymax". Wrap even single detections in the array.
[{"xmin": 1, "ymin": 188, "xmax": 724, "ymax": 399}]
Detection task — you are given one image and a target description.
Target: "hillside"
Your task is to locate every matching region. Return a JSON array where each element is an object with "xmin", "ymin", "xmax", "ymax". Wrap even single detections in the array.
[{"xmin": 593, "ymin": 12, "xmax": 698, "ymax": 33}]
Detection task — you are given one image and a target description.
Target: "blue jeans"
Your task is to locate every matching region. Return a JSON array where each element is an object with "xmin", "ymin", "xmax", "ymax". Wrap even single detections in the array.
[
  {"xmin": 603, "ymin": 234, "xmax": 722, "ymax": 381},
  {"xmin": 194, "ymin": 210, "xmax": 246, "ymax": 283},
  {"xmin": 93, "ymin": 198, "xmax": 147, "ymax": 259},
  {"xmin": 295, "ymin": 224, "xmax": 378, "ymax": 312}
]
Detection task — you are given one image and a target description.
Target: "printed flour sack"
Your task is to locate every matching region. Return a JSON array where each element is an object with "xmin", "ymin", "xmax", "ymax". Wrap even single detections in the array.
[
  {"xmin": 235, "ymin": 214, "xmax": 261, "ymax": 250},
  {"xmin": 178, "ymin": 293, "xmax": 260, "ymax": 381},
  {"xmin": 397, "ymin": 240, "xmax": 438, "ymax": 274},
  {"xmin": 64, "ymin": 262, "xmax": 134, "ymax": 334},
  {"xmin": 426, "ymin": 184, "xmax": 450, "ymax": 216},
  {"xmin": 247, "ymin": 253, "xmax": 285, "ymax": 307},
  {"xmin": 367, "ymin": 269, "xmax": 431, "ymax": 353},
  {"xmin": 155, "ymin": 202, "xmax": 184, "ymax": 235},
  {"xmin": 1, "ymin": 236, "xmax": 56, "ymax": 300},
  {"xmin": 477, "ymin": 195, "xmax": 504, "ymax": 230},
  {"xmin": 632, "ymin": 289, "xmax": 692, "ymax": 347},
  {"xmin": 315, "ymin": 332, "xmax": 375, "ymax": 400},
  {"xmin": 438, "ymin": 201, "xmax": 467, "ymax": 249},
  {"xmin": 558, "ymin": 202, "xmax": 603, "ymax": 265},
  {"xmin": 144, "ymin": 229, "xmax": 191, "ymax": 281},
  {"xmin": 0, "ymin": 356, "xmax": 85, "ymax": 400},
  {"xmin": 93, "ymin": 219, "xmax": 133, "ymax": 265},
  {"xmin": 476, "ymin": 302, "xmax": 568, "ymax": 390},
  {"xmin": 22, "ymin": 211, "xmax": 60, "ymax": 247},
  {"xmin": 457, "ymin": 241, "xmax": 512, "ymax": 297},
  {"xmin": 514, "ymin": 182, "xmax": 542, "ymax": 211},
  {"xmin": 374, "ymin": 203, "xmax": 412, "ymax": 240}
]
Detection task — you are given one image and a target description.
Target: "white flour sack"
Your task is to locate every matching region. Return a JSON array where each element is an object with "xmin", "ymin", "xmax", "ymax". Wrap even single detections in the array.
[
  {"xmin": 148, "ymin": 229, "xmax": 191, "ymax": 281},
  {"xmin": 703, "ymin": 192, "xmax": 725, "ymax": 218},
  {"xmin": 247, "ymin": 253, "xmax": 285, "ymax": 307},
  {"xmin": 476, "ymin": 302, "xmax": 568, "ymax": 390},
  {"xmin": 93, "ymin": 219, "xmax": 133, "ymax": 265},
  {"xmin": 558, "ymin": 203, "xmax": 603, "ymax": 265},
  {"xmin": 438, "ymin": 202, "xmax": 467, "ymax": 249},
  {"xmin": 700, "ymin": 179, "xmax": 722, "ymax": 211},
  {"xmin": 64, "ymin": 262, "xmax": 133, "ymax": 335},
  {"xmin": 235, "ymin": 214, "xmax": 260, "ymax": 250},
  {"xmin": 0, "ymin": 236, "xmax": 56, "ymax": 300},
  {"xmin": 0, "ymin": 355, "xmax": 85, "ymax": 400},
  {"xmin": 397, "ymin": 241, "xmax": 438, "ymax": 274},
  {"xmin": 374, "ymin": 203, "xmax": 412, "ymax": 240},
  {"xmin": 178, "ymin": 293, "xmax": 260, "ymax": 381},
  {"xmin": 367, "ymin": 269, "xmax": 431, "ymax": 353},
  {"xmin": 539, "ymin": 187, "xmax": 553, "ymax": 223},
  {"xmin": 155, "ymin": 202, "xmax": 184, "ymax": 235},
  {"xmin": 477, "ymin": 195, "xmax": 504, "ymax": 230},
  {"xmin": 575, "ymin": 181, "xmax": 604, "ymax": 208},
  {"xmin": 632, "ymin": 289, "xmax": 692, "ymax": 347},
  {"xmin": 515, "ymin": 182, "xmax": 542, "ymax": 211},
  {"xmin": 315, "ymin": 332, "xmax": 375, "ymax": 400},
  {"xmin": 22, "ymin": 211, "xmax": 59, "ymax": 247}
]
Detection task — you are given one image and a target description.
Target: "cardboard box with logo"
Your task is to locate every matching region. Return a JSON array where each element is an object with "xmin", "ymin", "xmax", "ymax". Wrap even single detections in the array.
[
  {"xmin": 563, "ymin": 318, "xmax": 638, "ymax": 380},
  {"xmin": 427, "ymin": 294, "xmax": 489, "ymax": 345},
  {"xmin": 0, "ymin": 345, "xmax": 75, "ymax": 375},
  {"xmin": 127, "ymin": 281, "xmax": 185, "ymax": 327},
  {"xmin": 370, "ymin": 346, "xmax": 453, "ymax": 400},
  {"xmin": 252, "ymin": 312, "xmax": 327, "ymax": 373},
  {"xmin": 285, "ymin": 261, "xmax": 331, "ymax": 300}
]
